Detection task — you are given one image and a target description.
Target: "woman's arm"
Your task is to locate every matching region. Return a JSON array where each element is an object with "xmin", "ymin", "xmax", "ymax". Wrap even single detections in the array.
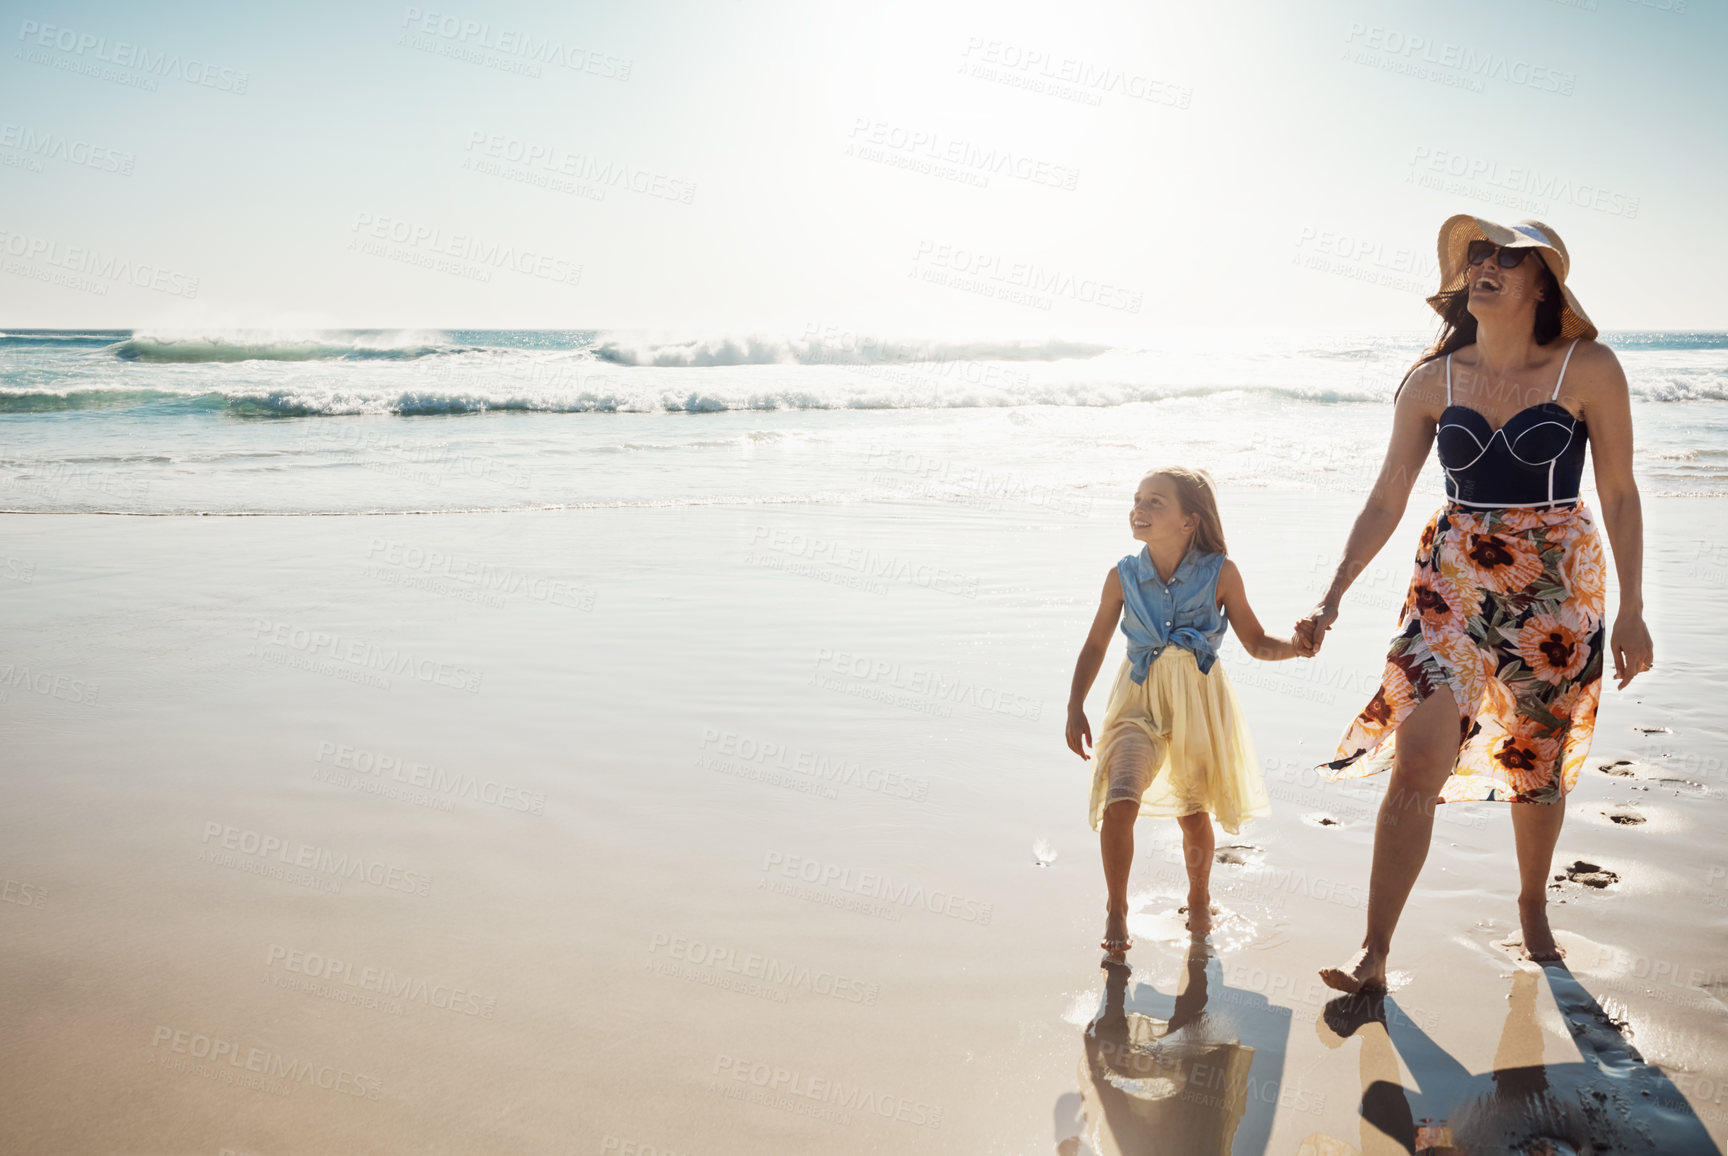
[
  {"xmin": 1577, "ymin": 342, "xmax": 1653, "ymax": 688},
  {"xmin": 1066, "ymin": 568, "xmax": 1125, "ymax": 759},
  {"xmin": 1218, "ymin": 559, "xmax": 1298, "ymax": 661},
  {"xmin": 1294, "ymin": 360, "xmax": 1441, "ymax": 654}
]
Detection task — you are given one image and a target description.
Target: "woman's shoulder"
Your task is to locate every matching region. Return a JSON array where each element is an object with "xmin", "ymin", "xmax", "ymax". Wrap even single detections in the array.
[
  {"xmin": 1394, "ymin": 356, "xmax": 1448, "ymax": 417},
  {"xmin": 1562, "ymin": 338, "xmax": 1628, "ymax": 410},
  {"xmin": 1565, "ymin": 337, "xmax": 1622, "ymax": 373}
]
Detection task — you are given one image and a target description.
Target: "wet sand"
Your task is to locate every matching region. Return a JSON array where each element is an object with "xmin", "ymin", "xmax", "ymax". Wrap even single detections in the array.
[{"xmin": 1, "ymin": 488, "xmax": 1724, "ymax": 1154}]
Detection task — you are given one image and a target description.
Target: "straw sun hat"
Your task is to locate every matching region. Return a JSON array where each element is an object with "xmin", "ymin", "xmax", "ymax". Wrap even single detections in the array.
[{"xmin": 1429, "ymin": 215, "xmax": 1597, "ymax": 341}]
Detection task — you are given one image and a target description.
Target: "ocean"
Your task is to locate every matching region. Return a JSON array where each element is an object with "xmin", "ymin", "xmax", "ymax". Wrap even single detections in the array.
[{"xmin": 2, "ymin": 327, "xmax": 1726, "ymax": 516}]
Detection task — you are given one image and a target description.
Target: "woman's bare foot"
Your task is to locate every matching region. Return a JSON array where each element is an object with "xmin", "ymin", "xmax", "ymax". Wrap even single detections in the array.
[
  {"xmin": 1518, "ymin": 898, "xmax": 1566, "ymax": 962},
  {"xmin": 1319, "ymin": 946, "xmax": 1388, "ymax": 994},
  {"xmin": 1178, "ymin": 900, "xmax": 1219, "ymax": 934},
  {"xmin": 1101, "ymin": 910, "xmax": 1132, "ymax": 954}
]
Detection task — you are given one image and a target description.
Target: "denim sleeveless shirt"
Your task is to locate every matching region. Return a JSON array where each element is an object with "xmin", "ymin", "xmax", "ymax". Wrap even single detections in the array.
[{"xmin": 1115, "ymin": 547, "xmax": 1228, "ymax": 683}]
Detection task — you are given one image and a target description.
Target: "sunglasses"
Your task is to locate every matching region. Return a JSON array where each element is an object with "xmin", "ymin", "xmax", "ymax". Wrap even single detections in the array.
[{"xmin": 1467, "ymin": 240, "xmax": 1532, "ymax": 269}]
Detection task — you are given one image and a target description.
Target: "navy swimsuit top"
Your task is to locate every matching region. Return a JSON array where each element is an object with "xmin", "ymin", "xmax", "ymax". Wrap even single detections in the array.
[{"xmin": 1436, "ymin": 339, "xmax": 1587, "ymax": 508}]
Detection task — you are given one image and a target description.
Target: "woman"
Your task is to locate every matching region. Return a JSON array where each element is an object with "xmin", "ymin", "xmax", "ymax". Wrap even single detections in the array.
[{"xmin": 1293, "ymin": 215, "xmax": 1654, "ymax": 994}]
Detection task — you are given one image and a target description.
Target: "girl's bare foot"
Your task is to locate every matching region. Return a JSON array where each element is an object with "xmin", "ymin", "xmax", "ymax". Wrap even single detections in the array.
[
  {"xmin": 1518, "ymin": 898, "xmax": 1566, "ymax": 962},
  {"xmin": 1101, "ymin": 910, "xmax": 1132, "ymax": 954},
  {"xmin": 1178, "ymin": 900, "xmax": 1219, "ymax": 934},
  {"xmin": 1319, "ymin": 946, "xmax": 1388, "ymax": 994}
]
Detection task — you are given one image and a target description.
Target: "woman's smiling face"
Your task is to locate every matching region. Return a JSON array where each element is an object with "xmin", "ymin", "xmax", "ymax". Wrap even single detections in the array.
[
  {"xmin": 1466, "ymin": 243, "xmax": 1549, "ymax": 320},
  {"xmin": 1129, "ymin": 474, "xmax": 1195, "ymax": 547}
]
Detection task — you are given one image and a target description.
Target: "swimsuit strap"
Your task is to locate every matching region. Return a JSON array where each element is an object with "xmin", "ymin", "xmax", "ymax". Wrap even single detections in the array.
[
  {"xmin": 1445, "ymin": 353, "xmax": 1453, "ymax": 405},
  {"xmin": 1551, "ymin": 338, "xmax": 1581, "ymax": 401}
]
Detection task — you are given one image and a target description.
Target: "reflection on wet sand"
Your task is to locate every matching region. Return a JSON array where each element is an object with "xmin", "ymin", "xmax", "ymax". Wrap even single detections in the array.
[
  {"xmin": 1309, "ymin": 962, "xmax": 1717, "ymax": 1155},
  {"xmin": 1058, "ymin": 937, "xmax": 1293, "ymax": 1156}
]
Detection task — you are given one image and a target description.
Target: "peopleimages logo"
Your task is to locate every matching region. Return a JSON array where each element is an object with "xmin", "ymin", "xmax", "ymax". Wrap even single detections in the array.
[
  {"xmin": 365, "ymin": 540, "xmax": 592, "ymax": 609},
  {"xmin": 1407, "ymin": 147, "xmax": 1640, "ymax": 219},
  {"xmin": 464, "ymin": 132, "xmax": 695, "ymax": 203},
  {"xmin": 314, "ymin": 741, "xmax": 547, "ymax": 814},
  {"xmin": 698, "ymin": 726, "xmax": 932, "ymax": 802},
  {"xmin": 265, "ymin": 944, "xmax": 497, "ymax": 1017},
  {"xmin": 648, "ymin": 932, "xmax": 882, "ymax": 1005},
  {"xmin": 746, "ymin": 526, "xmax": 980, "ymax": 599},
  {"xmin": 713, "ymin": 1053, "xmax": 943, "ymax": 1130},
  {"xmin": 0, "ymin": 229, "xmax": 199, "ymax": 298},
  {"xmin": 761, "ymin": 850, "xmax": 993, "ymax": 925},
  {"xmin": 846, "ymin": 118, "xmax": 1079, "ymax": 191},
  {"xmin": 16, "ymin": 20, "xmax": 250, "ymax": 93},
  {"xmin": 399, "ymin": 7, "xmax": 632, "ymax": 80},
  {"xmin": 0, "ymin": 663, "xmax": 98, "ymax": 705},
  {"xmin": 251, "ymin": 618, "xmax": 484, "ymax": 693},
  {"xmin": 348, "ymin": 212, "xmax": 582, "ymax": 287},
  {"xmin": 200, "ymin": 821, "xmax": 433, "ymax": 897},
  {"xmin": 810, "ymin": 647, "xmax": 1041, "ymax": 721},
  {"xmin": 1343, "ymin": 23, "xmax": 1576, "ymax": 95},
  {"xmin": 912, "ymin": 239, "xmax": 1144, "ymax": 314},
  {"xmin": 0, "ymin": 123, "xmax": 135, "ymax": 174},
  {"xmin": 958, "ymin": 38, "xmax": 1192, "ymax": 109},
  {"xmin": 149, "ymin": 1026, "xmax": 381, "ymax": 1098}
]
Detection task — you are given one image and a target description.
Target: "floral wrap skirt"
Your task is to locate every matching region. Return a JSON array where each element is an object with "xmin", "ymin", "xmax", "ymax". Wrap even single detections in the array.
[{"xmin": 1322, "ymin": 502, "xmax": 1606, "ymax": 804}]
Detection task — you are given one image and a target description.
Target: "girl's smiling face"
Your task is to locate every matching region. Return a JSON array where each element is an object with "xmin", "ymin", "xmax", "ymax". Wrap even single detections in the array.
[{"xmin": 1129, "ymin": 474, "xmax": 1196, "ymax": 548}]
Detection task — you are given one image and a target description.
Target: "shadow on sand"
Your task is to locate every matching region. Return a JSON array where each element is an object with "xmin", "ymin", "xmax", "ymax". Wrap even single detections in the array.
[{"xmin": 1313, "ymin": 961, "xmax": 1718, "ymax": 1155}]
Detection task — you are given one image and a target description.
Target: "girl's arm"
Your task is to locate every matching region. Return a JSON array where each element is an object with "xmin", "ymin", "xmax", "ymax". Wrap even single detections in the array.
[
  {"xmin": 1294, "ymin": 359, "xmax": 1440, "ymax": 654},
  {"xmin": 1066, "ymin": 568, "xmax": 1125, "ymax": 760},
  {"xmin": 1576, "ymin": 342, "xmax": 1653, "ymax": 688},
  {"xmin": 1218, "ymin": 559, "xmax": 1299, "ymax": 661}
]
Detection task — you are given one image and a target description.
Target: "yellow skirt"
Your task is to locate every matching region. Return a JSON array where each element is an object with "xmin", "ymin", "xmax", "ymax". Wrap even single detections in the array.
[{"xmin": 1089, "ymin": 648, "xmax": 1270, "ymax": 834}]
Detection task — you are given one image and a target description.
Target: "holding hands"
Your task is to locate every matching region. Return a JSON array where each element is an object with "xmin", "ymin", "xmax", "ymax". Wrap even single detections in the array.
[{"xmin": 1293, "ymin": 601, "xmax": 1336, "ymax": 659}]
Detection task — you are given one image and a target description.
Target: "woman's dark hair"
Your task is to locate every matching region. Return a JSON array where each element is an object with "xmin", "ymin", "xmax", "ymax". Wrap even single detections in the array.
[{"xmin": 1394, "ymin": 259, "xmax": 1564, "ymax": 398}]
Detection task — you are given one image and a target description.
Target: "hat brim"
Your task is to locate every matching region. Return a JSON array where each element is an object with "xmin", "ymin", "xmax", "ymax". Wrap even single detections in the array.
[{"xmin": 1428, "ymin": 214, "xmax": 1597, "ymax": 342}]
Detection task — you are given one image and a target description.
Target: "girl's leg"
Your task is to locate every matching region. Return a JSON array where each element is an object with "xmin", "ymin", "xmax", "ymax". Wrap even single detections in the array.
[
  {"xmin": 1177, "ymin": 812, "xmax": 1215, "ymax": 933},
  {"xmin": 1097, "ymin": 726, "xmax": 1160, "ymax": 953},
  {"xmin": 1100, "ymin": 799, "xmax": 1138, "ymax": 952},
  {"xmin": 1510, "ymin": 798, "xmax": 1565, "ymax": 960},
  {"xmin": 1320, "ymin": 685, "xmax": 1462, "ymax": 994}
]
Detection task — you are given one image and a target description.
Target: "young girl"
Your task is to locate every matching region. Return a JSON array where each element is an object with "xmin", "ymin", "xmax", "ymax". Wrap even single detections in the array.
[{"xmin": 1066, "ymin": 467, "xmax": 1301, "ymax": 954}]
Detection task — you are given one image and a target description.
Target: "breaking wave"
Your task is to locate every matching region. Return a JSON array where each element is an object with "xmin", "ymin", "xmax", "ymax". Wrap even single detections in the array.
[
  {"xmin": 0, "ymin": 381, "xmax": 1396, "ymax": 416},
  {"xmin": 105, "ymin": 330, "xmax": 468, "ymax": 363},
  {"xmin": 590, "ymin": 333, "xmax": 1114, "ymax": 367}
]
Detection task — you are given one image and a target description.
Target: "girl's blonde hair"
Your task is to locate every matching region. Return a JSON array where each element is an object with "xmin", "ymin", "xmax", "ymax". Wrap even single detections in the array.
[{"xmin": 1147, "ymin": 467, "xmax": 1228, "ymax": 556}]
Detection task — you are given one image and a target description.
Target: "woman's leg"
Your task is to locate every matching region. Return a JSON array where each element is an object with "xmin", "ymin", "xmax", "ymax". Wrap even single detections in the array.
[
  {"xmin": 1100, "ymin": 799, "xmax": 1138, "ymax": 951},
  {"xmin": 1177, "ymin": 812, "xmax": 1216, "ymax": 933},
  {"xmin": 1320, "ymin": 685, "xmax": 1462, "ymax": 993},
  {"xmin": 1510, "ymin": 799, "xmax": 1565, "ymax": 960}
]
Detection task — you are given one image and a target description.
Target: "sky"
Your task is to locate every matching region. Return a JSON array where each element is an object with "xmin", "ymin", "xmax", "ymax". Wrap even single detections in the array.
[{"xmin": 2, "ymin": 0, "xmax": 1723, "ymax": 332}]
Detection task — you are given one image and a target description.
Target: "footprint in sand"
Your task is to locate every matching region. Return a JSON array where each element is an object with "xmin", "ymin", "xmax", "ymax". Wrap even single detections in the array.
[
  {"xmin": 1301, "ymin": 812, "xmax": 1344, "ymax": 828},
  {"xmin": 1594, "ymin": 759, "xmax": 1704, "ymax": 792},
  {"xmin": 1213, "ymin": 843, "xmax": 1262, "ymax": 866},
  {"xmin": 1551, "ymin": 859, "xmax": 1620, "ymax": 891},
  {"xmin": 1600, "ymin": 807, "xmax": 1645, "ymax": 826}
]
